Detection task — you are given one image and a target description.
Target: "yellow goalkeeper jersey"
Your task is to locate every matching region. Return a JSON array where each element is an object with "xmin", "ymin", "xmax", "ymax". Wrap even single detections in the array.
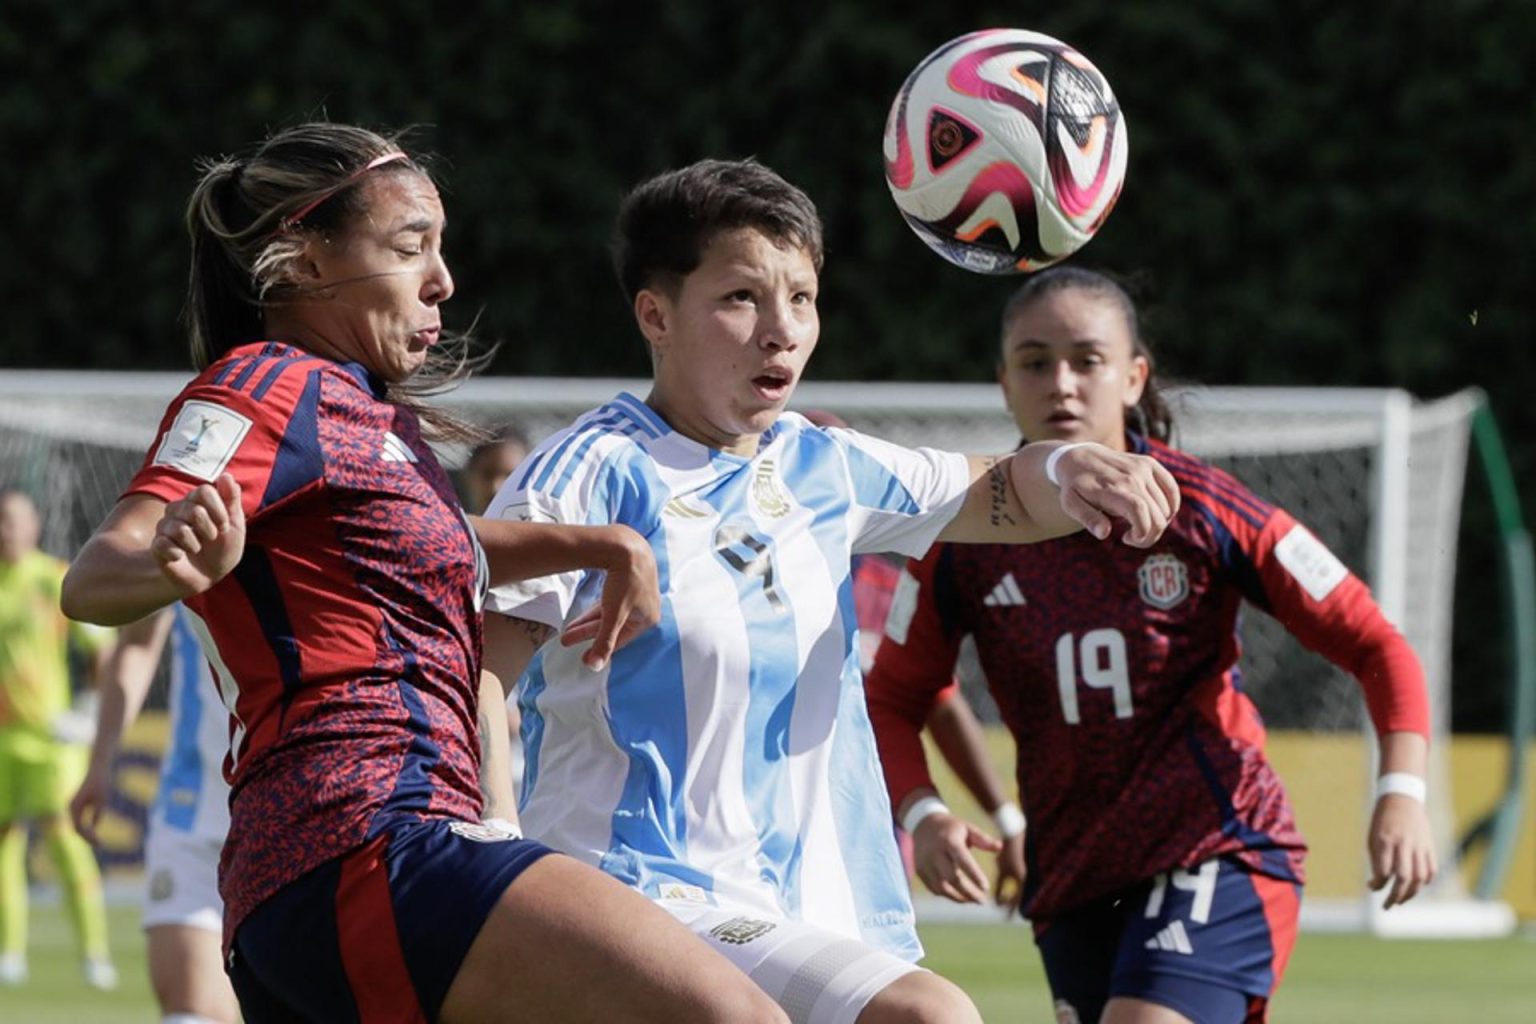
[{"xmin": 0, "ymin": 551, "xmax": 110, "ymax": 745}]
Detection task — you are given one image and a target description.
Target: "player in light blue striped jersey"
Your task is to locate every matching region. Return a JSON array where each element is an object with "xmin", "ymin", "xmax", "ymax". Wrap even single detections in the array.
[
  {"xmin": 72, "ymin": 604, "xmax": 238, "ymax": 1023},
  {"xmin": 483, "ymin": 159, "xmax": 1179, "ymax": 1024}
]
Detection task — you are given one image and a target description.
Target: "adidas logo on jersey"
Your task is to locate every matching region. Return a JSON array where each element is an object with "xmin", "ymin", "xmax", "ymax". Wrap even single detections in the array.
[
  {"xmin": 1145, "ymin": 919, "xmax": 1194, "ymax": 954},
  {"xmin": 380, "ymin": 431, "xmax": 418, "ymax": 463},
  {"xmin": 663, "ymin": 497, "xmax": 712, "ymax": 519},
  {"xmin": 983, "ymin": 572, "xmax": 1027, "ymax": 607}
]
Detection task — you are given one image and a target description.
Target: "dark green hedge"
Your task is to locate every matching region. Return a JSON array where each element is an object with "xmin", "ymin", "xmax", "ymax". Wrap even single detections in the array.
[{"xmin": 4, "ymin": 0, "xmax": 1532, "ymax": 726}]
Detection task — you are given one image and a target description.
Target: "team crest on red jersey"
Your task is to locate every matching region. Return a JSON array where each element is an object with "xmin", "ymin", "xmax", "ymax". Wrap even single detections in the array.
[{"xmin": 1138, "ymin": 553, "xmax": 1189, "ymax": 610}]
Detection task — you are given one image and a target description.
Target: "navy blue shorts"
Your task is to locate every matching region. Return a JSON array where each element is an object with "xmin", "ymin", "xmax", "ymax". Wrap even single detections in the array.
[
  {"xmin": 1036, "ymin": 856, "xmax": 1300, "ymax": 1024},
  {"xmin": 227, "ymin": 818, "xmax": 554, "ymax": 1023}
]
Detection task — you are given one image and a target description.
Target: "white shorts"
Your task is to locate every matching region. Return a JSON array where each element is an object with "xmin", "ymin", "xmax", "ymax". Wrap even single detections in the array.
[
  {"xmin": 141, "ymin": 823, "xmax": 223, "ymax": 933},
  {"xmin": 662, "ymin": 901, "xmax": 922, "ymax": 1024}
]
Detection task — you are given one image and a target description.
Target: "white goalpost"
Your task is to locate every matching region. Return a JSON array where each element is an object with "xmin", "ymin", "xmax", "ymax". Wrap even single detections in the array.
[{"xmin": 0, "ymin": 371, "xmax": 1513, "ymax": 936}]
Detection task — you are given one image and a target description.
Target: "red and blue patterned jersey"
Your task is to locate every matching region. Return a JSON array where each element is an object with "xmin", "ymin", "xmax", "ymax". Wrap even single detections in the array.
[
  {"xmin": 125, "ymin": 342, "xmax": 488, "ymax": 939},
  {"xmin": 867, "ymin": 434, "xmax": 1429, "ymax": 921}
]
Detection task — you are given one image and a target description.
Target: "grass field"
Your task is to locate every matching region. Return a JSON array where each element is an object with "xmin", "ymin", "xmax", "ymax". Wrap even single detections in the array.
[{"xmin": 4, "ymin": 903, "xmax": 1532, "ymax": 1021}]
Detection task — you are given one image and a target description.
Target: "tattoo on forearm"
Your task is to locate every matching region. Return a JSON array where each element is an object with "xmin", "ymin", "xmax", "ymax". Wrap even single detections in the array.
[
  {"xmin": 519, "ymin": 619, "xmax": 554, "ymax": 647},
  {"xmin": 986, "ymin": 457, "xmax": 1018, "ymax": 528}
]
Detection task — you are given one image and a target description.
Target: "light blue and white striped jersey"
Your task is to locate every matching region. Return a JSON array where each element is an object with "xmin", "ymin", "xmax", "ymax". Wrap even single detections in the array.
[
  {"xmin": 485, "ymin": 395, "xmax": 971, "ymax": 960},
  {"xmin": 150, "ymin": 604, "xmax": 230, "ymax": 842}
]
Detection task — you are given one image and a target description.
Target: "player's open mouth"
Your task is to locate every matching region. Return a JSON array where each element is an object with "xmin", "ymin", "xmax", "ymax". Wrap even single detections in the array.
[
  {"xmin": 411, "ymin": 326, "xmax": 441, "ymax": 347},
  {"xmin": 752, "ymin": 368, "xmax": 794, "ymax": 401}
]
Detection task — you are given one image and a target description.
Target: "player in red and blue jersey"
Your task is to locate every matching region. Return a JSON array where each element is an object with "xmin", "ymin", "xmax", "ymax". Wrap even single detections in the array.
[
  {"xmin": 62, "ymin": 123, "xmax": 785, "ymax": 1024},
  {"xmin": 867, "ymin": 267, "xmax": 1437, "ymax": 1024}
]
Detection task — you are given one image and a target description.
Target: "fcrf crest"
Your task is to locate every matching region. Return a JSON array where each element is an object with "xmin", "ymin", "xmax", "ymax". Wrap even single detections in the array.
[{"xmin": 1138, "ymin": 553, "xmax": 1189, "ymax": 610}]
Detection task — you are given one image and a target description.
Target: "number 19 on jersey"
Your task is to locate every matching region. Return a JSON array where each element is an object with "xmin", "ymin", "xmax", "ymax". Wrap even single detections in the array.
[{"xmin": 1055, "ymin": 628, "xmax": 1133, "ymax": 724}]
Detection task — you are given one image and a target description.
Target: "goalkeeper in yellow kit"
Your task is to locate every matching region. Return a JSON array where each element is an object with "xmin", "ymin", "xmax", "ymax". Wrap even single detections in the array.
[{"xmin": 0, "ymin": 488, "xmax": 116, "ymax": 989}]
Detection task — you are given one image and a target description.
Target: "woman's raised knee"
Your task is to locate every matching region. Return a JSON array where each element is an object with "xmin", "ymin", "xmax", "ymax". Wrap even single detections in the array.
[{"xmin": 857, "ymin": 970, "xmax": 981, "ymax": 1024}]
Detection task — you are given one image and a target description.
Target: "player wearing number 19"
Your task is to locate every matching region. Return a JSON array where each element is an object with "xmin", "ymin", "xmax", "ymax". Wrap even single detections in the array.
[{"xmin": 866, "ymin": 266, "xmax": 1438, "ymax": 1024}]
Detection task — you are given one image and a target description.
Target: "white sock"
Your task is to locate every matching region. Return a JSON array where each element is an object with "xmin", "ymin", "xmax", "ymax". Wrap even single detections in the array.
[{"xmin": 162, "ymin": 1015, "xmax": 224, "ymax": 1024}]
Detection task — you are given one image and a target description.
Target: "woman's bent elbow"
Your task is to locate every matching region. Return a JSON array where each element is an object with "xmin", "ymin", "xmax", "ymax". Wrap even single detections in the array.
[
  {"xmin": 61, "ymin": 563, "xmax": 135, "ymax": 626},
  {"xmin": 59, "ymin": 567, "xmax": 96, "ymax": 623}
]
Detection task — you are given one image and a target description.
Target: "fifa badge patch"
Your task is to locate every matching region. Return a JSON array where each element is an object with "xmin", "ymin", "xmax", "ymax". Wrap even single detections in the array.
[
  {"xmin": 750, "ymin": 459, "xmax": 792, "ymax": 518},
  {"xmin": 1138, "ymin": 553, "xmax": 1189, "ymax": 610},
  {"xmin": 708, "ymin": 916, "xmax": 777, "ymax": 946},
  {"xmin": 1274, "ymin": 524, "xmax": 1347, "ymax": 602},
  {"xmin": 149, "ymin": 869, "xmax": 174, "ymax": 902},
  {"xmin": 883, "ymin": 569, "xmax": 920, "ymax": 644},
  {"xmin": 151, "ymin": 400, "xmax": 253, "ymax": 481}
]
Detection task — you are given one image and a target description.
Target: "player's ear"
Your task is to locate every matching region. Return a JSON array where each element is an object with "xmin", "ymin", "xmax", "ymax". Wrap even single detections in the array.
[
  {"xmin": 267, "ymin": 235, "xmax": 327, "ymax": 292},
  {"xmin": 1124, "ymin": 353, "xmax": 1149, "ymax": 407},
  {"xmin": 634, "ymin": 288, "xmax": 671, "ymax": 351}
]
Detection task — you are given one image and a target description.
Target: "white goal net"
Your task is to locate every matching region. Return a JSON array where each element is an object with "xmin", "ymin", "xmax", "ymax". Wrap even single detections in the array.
[{"xmin": 0, "ymin": 371, "xmax": 1509, "ymax": 934}]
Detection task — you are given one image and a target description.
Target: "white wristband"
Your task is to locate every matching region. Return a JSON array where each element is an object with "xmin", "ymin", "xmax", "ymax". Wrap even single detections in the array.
[
  {"xmin": 1044, "ymin": 442, "xmax": 1095, "ymax": 486},
  {"xmin": 993, "ymin": 801, "xmax": 1027, "ymax": 839},
  {"xmin": 901, "ymin": 795, "xmax": 951, "ymax": 836},
  {"xmin": 1375, "ymin": 773, "xmax": 1427, "ymax": 803},
  {"xmin": 482, "ymin": 817, "xmax": 524, "ymax": 838}
]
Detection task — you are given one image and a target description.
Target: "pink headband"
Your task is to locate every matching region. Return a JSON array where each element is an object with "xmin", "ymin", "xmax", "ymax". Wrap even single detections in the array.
[{"xmin": 276, "ymin": 151, "xmax": 410, "ymax": 234}]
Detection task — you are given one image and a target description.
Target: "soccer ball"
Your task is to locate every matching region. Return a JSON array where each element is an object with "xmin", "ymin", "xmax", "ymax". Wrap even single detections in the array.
[{"xmin": 883, "ymin": 29, "xmax": 1129, "ymax": 274}]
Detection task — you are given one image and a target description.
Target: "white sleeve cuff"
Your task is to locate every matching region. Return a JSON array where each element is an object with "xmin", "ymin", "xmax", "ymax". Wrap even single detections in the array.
[
  {"xmin": 1375, "ymin": 772, "xmax": 1427, "ymax": 803},
  {"xmin": 993, "ymin": 801, "xmax": 1027, "ymax": 839},
  {"xmin": 1044, "ymin": 442, "xmax": 1098, "ymax": 486},
  {"xmin": 900, "ymin": 795, "xmax": 951, "ymax": 836}
]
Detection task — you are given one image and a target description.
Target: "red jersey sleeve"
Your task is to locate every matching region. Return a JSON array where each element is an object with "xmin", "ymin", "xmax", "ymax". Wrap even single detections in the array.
[
  {"xmin": 1178, "ymin": 457, "xmax": 1431, "ymax": 740},
  {"xmin": 124, "ymin": 347, "xmax": 328, "ymax": 522},
  {"xmin": 866, "ymin": 545, "xmax": 966, "ymax": 815}
]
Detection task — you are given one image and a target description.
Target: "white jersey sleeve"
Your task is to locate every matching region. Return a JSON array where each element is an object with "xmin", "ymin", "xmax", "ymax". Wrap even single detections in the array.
[
  {"xmin": 825, "ymin": 428, "xmax": 970, "ymax": 558},
  {"xmin": 482, "ymin": 409, "xmax": 645, "ymax": 629}
]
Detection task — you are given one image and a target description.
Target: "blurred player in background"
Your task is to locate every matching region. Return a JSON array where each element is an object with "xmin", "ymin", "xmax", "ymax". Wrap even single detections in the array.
[
  {"xmin": 457, "ymin": 425, "xmax": 534, "ymax": 791},
  {"xmin": 481, "ymin": 159, "xmax": 1179, "ymax": 1024},
  {"xmin": 458, "ymin": 424, "xmax": 532, "ymax": 514},
  {"xmin": 867, "ymin": 266, "xmax": 1437, "ymax": 1024},
  {"xmin": 0, "ymin": 487, "xmax": 117, "ymax": 990},
  {"xmin": 72, "ymin": 604, "xmax": 237, "ymax": 1024},
  {"xmin": 61, "ymin": 123, "xmax": 785, "ymax": 1024}
]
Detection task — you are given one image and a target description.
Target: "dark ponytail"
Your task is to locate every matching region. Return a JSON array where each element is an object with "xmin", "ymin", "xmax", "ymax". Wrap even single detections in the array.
[{"xmin": 184, "ymin": 158, "xmax": 266, "ymax": 367}]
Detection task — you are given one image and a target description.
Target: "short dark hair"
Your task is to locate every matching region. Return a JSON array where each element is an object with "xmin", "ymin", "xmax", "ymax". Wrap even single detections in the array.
[{"xmin": 611, "ymin": 158, "xmax": 824, "ymax": 302}]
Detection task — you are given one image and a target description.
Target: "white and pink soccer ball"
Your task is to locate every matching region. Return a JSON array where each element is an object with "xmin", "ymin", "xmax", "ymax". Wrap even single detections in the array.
[{"xmin": 883, "ymin": 29, "xmax": 1129, "ymax": 274}]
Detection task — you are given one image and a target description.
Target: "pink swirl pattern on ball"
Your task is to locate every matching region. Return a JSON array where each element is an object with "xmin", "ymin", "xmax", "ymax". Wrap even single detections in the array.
[
  {"xmin": 945, "ymin": 39, "xmax": 1050, "ymax": 130},
  {"xmin": 936, "ymin": 159, "xmax": 1037, "ymax": 242},
  {"xmin": 1050, "ymin": 117, "xmax": 1118, "ymax": 218},
  {"xmin": 884, "ymin": 95, "xmax": 915, "ymax": 189}
]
